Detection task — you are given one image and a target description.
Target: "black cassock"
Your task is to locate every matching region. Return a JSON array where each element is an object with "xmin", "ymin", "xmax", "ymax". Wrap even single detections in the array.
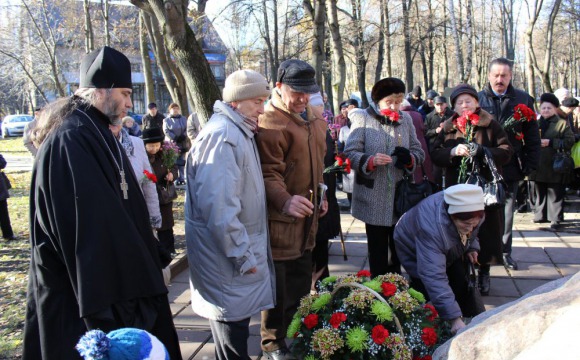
[{"xmin": 22, "ymin": 99, "xmax": 182, "ymax": 359}]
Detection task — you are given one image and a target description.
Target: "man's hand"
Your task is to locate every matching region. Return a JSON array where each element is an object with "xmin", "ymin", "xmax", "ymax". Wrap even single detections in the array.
[
  {"xmin": 541, "ymin": 139, "xmax": 550, "ymax": 147},
  {"xmin": 319, "ymin": 199, "xmax": 328, "ymax": 217},
  {"xmin": 282, "ymin": 195, "xmax": 314, "ymax": 218},
  {"xmin": 245, "ymin": 267, "xmax": 257, "ymax": 274},
  {"xmin": 450, "ymin": 317, "xmax": 466, "ymax": 334},
  {"xmin": 467, "ymin": 251, "xmax": 479, "ymax": 265}
]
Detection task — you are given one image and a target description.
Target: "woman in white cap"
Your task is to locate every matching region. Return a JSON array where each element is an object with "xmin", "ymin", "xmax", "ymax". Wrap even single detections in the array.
[
  {"xmin": 394, "ymin": 184, "xmax": 486, "ymax": 335},
  {"xmin": 185, "ymin": 70, "xmax": 275, "ymax": 360}
]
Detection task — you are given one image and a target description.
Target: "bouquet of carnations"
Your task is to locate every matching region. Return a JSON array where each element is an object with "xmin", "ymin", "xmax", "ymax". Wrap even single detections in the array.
[
  {"xmin": 324, "ymin": 154, "xmax": 351, "ymax": 174},
  {"xmin": 502, "ymin": 104, "xmax": 536, "ymax": 141},
  {"xmin": 453, "ymin": 111, "xmax": 480, "ymax": 183},
  {"xmin": 160, "ymin": 141, "xmax": 180, "ymax": 170},
  {"xmin": 288, "ymin": 271, "xmax": 450, "ymax": 360},
  {"xmin": 142, "ymin": 170, "xmax": 157, "ymax": 183},
  {"xmin": 380, "ymin": 109, "xmax": 400, "ymax": 122}
]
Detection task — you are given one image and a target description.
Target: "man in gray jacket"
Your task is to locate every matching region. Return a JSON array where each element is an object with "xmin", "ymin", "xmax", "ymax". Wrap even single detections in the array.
[
  {"xmin": 394, "ymin": 184, "xmax": 485, "ymax": 335},
  {"xmin": 185, "ymin": 70, "xmax": 275, "ymax": 360}
]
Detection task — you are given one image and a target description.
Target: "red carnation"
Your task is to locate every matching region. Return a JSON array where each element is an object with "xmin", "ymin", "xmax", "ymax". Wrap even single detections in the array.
[
  {"xmin": 371, "ymin": 325, "xmax": 389, "ymax": 345},
  {"xmin": 468, "ymin": 112, "xmax": 480, "ymax": 126},
  {"xmin": 345, "ymin": 158, "xmax": 352, "ymax": 174},
  {"xmin": 421, "ymin": 327, "xmax": 437, "ymax": 346},
  {"xmin": 304, "ymin": 314, "xmax": 319, "ymax": 330},
  {"xmin": 143, "ymin": 170, "xmax": 157, "ymax": 183},
  {"xmin": 424, "ymin": 304, "xmax": 438, "ymax": 321},
  {"xmin": 455, "ymin": 115, "xmax": 467, "ymax": 133},
  {"xmin": 380, "ymin": 108, "xmax": 400, "ymax": 122},
  {"xmin": 329, "ymin": 312, "xmax": 347, "ymax": 329},
  {"xmin": 335, "ymin": 156, "xmax": 344, "ymax": 166},
  {"xmin": 381, "ymin": 282, "xmax": 397, "ymax": 297},
  {"xmin": 515, "ymin": 132, "xmax": 524, "ymax": 141},
  {"xmin": 356, "ymin": 270, "xmax": 371, "ymax": 278}
]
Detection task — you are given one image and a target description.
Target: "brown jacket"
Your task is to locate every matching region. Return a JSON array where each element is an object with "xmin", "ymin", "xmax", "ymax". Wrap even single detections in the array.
[
  {"xmin": 431, "ymin": 108, "xmax": 513, "ymax": 186},
  {"xmin": 256, "ymin": 90, "xmax": 327, "ymax": 260}
]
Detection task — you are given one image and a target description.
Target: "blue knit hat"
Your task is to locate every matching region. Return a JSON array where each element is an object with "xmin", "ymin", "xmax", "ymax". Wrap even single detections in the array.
[{"xmin": 76, "ymin": 328, "xmax": 169, "ymax": 360}]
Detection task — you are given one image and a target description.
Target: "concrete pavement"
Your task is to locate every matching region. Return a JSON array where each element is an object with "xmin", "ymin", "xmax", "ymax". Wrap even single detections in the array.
[{"xmin": 166, "ymin": 193, "xmax": 580, "ymax": 359}]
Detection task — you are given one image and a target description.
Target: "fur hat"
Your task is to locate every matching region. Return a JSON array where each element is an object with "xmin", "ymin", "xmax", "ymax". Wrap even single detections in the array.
[
  {"xmin": 79, "ymin": 46, "xmax": 132, "ymax": 89},
  {"xmin": 76, "ymin": 328, "xmax": 169, "ymax": 360},
  {"xmin": 277, "ymin": 59, "xmax": 320, "ymax": 94},
  {"xmin": 450, "ymin": 84, "xmax": 479, "ymax": 108},
  {"xmin": 371, "ymin": 78, "xmax": 406, "ymax": 103},
  {"xmin": 561, "ymin": 97, "xmax": 579, "ymax": 108},
  {"xmin": 540, "ymin": 93, "xmax": 560, "ymax": 108},
  {"xmin": 223, "ymin": 70, "xmax": 271, "ymax": 103},
  {"xmin": 141, "ymin": 127, "xmax": 165, "ymax": 144},
  {"xmin": 444, "ymin": 184, "xmax": 485, "ymax": 215}
]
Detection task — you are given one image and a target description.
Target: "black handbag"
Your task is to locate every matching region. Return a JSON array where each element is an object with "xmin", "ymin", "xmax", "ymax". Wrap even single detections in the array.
[
  {"xmin": 394, "ymin": 165, "xmax": 438, "ymax": 217},
  {"xmin": 553, "ymin": 141, "xmax": 574, "ymax": 174},
  {"xmin": 463, "ymin": 262, "xmax": 486, "ymax": 317},
  {"xmin": 158, "ymin": 182, "xmax": 178, "ymax": 205},
  {"xmin": 466, "ymin": 148, "xmax": 506, "ymax": 208}
]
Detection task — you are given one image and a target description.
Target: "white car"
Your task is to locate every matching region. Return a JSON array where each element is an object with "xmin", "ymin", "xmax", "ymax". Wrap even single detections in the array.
[{"xmin": 1, "ymin": 115, "xmax": 34, "ymax": 138}]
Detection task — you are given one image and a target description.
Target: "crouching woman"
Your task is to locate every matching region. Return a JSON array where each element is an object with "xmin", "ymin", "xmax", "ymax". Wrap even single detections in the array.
[{"xmin": 394, "ymin": 184, "xmax": 486, "ymax": 334}]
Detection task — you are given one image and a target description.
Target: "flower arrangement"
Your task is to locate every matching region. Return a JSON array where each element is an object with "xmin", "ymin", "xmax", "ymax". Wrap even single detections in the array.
[
  {"xmin": 324, "ymin": 154, "xmax": 351, "ymax": 174},
  {"xmin": 288, "ymin": 271, "xmax": 450, "ymax": 360},
  {"xmin": 502, "ymin": 104, "xmax": 536, "ymax": 141},
  {"xmin": 453, "ymin": 111, "xmax": 480, "ymax": 183},
  {"xmin": 380, "ymin": 109, "xmax": 400, "ymax": 122},
  {"xmin": 160, "ymin": 141, "xmax": 180, "ymax": 170},
  {"xmin": 142, "ymin": 170, "xmax": 157, "ymax": 183}
]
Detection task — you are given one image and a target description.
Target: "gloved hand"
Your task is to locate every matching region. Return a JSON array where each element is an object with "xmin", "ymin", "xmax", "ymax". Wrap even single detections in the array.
[
  {"xmin": 467, "ymin": 142, "xmax": 484, "ymax": 158},
  {"xmin": 392, "ymin": 146, "xmax": 412, "ymax": 169}
]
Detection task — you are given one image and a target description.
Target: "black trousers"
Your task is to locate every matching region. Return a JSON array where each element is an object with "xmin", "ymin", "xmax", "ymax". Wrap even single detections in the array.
[
  {"xmin": 502, "ymin": 181, "xmax": 519, "ymax": 255},
  {"xmin": 410, "ymin": 257, "xmax": 484, "ymax": 318},
  {"xmin": 209, "ymin": 317, "xmax": 251, "ymax": 360},
  {"xmin": 157, "ymin": 228, "xmax": 175, "ymax": 253},
  {"xmin": 261, "ymin": 251, "xmax": 312, "ymax": 352},
  {"xmin": 0, "ymin": 199, "xmax": 14, "ymax": 238},
  {"xmin": 312, "ymin": 234, "xmax": 330, "ymax": 289},
  {"xmin": 365, "ymin": 224, "xmax": 400, "ymax": 277},
  {"xmin": 533, "ymin": 182, "xmax": 565, "ymax": 223}
]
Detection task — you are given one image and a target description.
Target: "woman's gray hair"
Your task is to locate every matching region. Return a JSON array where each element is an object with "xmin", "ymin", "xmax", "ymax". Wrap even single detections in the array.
[{"xmin": 122, "ymin": 116, "xmax": 134, "ymax": 125}]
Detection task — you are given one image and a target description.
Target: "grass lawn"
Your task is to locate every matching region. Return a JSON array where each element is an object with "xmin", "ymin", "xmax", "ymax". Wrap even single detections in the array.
[{"xmin": 0, "ymin": 137, "xmax": 186, "ymax": 358}]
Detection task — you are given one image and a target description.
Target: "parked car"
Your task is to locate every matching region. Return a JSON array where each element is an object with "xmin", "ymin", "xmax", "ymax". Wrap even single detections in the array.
[
  {"xmin": 1, "ymin": 115, "xmax": 34, "ymax": 138},
  {"xmin": 128, "ymin": 111, "xmax": 143, "ymax": 125}
]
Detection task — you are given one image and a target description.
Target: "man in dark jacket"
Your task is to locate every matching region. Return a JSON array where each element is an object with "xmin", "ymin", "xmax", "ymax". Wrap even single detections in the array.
[
  {"xmin": 406, "ymin": 85, "xmax": 425, "ymax": 111},
  {"xmin": 418, "ymin": 89, "xmax": 438, "ymax": 119},
  {"xmin": 142, "ymin": 102, "xmax": 165, "ymax": 129},
  {"xmin": 425, "ymin": 96, "xmax": 454, "ymax": 149},
  {"xmin": 478, "ymin": 57, "xmax": 541, "ymax": 271}
]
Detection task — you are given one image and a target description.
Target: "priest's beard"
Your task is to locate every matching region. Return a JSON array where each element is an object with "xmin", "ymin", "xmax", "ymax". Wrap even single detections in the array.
[{"xmin": 101, "ymin": 97, "xmax": 123, "ymax": 126}]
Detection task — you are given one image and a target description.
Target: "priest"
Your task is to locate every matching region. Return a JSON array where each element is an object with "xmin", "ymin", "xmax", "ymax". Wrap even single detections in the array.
[{"xmin": 22, "ymin": 46, "xmax": 182, "ymax": 359}]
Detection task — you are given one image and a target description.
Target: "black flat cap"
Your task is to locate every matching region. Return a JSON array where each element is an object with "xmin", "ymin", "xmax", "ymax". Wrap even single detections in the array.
[
  {"xmin": 371, "ymin": 78, "xmax": 406, "ymax": 103},
  {"xmin": 450, "ymin": 84, "xmax": 479, "ymax": 108},
  {"xmin": 426, "ymin": 90, "xmax": 439, "ymax": 99},
  {"xmin": 434, "ymin": 96, "xmax": 447, "ymax": 104},
  {"xmin": 412, "ymin": 86, "xmax": 422, "ymax": 96},
  {"xmin": 340, "ymin": 99, "xmax": 359, "ymax": 108},
  {"xmin": 562, "ymin": 97, "xmax": 579, "ymax": 108},
  {"xmin": 79, "ymin": 46, "xmax": 132, "ymax": 89},
  {"xmin": 277, "ymin": 59, "xmax": 320, "ymax": 94},
  {"xmin": 540, "ymin": 93, "xmax": 560, "ymax": 108},
  {"xmin": 148, "ymin": 102, "xmax": 158, "ymax": 109}
]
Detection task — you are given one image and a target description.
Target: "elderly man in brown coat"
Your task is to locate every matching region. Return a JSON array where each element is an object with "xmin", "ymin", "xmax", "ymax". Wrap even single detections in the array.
[{"xmin": 256, "ymin": 59, "xmax": 328, "ymax": 360}]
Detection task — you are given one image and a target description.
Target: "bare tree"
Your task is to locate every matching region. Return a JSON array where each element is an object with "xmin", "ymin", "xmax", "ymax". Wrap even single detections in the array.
[
  {"xmin": 83, "ymin": 0, "xmax": 94, "ymax": 52},
  {"xmin": 130, "ymin": 0, "xmax": 221, "ymax": 124},
  {"xmin": 101, "ymin": 0, "xmax": 111, "ymax": 47},
  {"xmin": 303, "ymin": 0, "xmax": 326, "ymax": 88},
  {"xmin": 139, "ymin": 12, "xmax": 155, "ymax": 103},
  {"xmin": 327, "ymin": 0, "xmax": 346, "ymax": 113},
  {"xmin": 402, "ymin": 0, "xmax": 413, "ymax": 88}
]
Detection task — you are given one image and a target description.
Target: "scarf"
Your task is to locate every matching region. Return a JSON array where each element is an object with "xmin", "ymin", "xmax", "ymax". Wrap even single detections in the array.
[
  {"xmin": 227, "ymin": 104, "xmax": 259, "ymax": 133},
  {"xmin": 118, "ymin": 128, "xmax": 134, "ymax": 157}
]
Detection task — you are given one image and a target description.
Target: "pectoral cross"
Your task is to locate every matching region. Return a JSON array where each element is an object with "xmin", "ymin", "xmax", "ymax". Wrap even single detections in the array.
[{"xmin": 120, "ymin": 170, "xmax": 129, "ymax": 199}]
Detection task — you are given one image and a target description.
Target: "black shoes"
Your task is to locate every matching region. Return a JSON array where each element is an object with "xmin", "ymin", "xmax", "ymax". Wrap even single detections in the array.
[
  {"xmin": 478, "ymin": 272, "xmax": 490, "ymax": 296},
  {"xmin": 550, "ymin": 221, "xmax": 561, "ymax": 231},
  {"xmin": 3, "ymin": 235, "xmax": 16, "ymax": 241},
  {"xmin": 503, "ymin": 254, "xmax": 518, "ymax": 270},
  {"xmin": 175, "ymin": 180, "xmax": 186, "ymax": 186},
  {"xmin": 263, "ymin": 348, "xmax": 296, "ymax": 360}
]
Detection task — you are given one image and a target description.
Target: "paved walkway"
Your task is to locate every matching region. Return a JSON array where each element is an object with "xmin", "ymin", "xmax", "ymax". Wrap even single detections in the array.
[{"xmin": 167, "ymin": 193, "xmax": 580, "ymax": 359}]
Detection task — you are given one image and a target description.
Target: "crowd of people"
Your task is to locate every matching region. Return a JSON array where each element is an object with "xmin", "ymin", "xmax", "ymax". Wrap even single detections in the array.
[{"xmin": 18, "ymin": 45, "xmax": 580, "ymax": 360}]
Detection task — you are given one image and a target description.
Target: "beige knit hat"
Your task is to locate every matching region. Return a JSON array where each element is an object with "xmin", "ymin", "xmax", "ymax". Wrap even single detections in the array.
[
  {"xmin": 223, "ymin": 70, "xmax": 271, "ymax": 103},
  {"xmin": 444, "ymin": 184, "xmax": 484, "ymax": 215}
]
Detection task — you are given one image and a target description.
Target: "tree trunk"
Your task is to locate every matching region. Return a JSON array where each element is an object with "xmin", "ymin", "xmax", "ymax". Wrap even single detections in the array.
[
  {"xmin": 539, "ymin": 0, "xmax": 562, "ymax": 92},
  {"xmin": 101, "ymin": 0, "xmax": 110, "ymax": 47},
  {"xmin": 131, "ymin": 0, "xmax": 220, "ymax": 124},
  {"xmin": 427, "ymin": 0, "xmax": 435, "ymax": 90},
  {"xmin": 139, "ymin": 12, "xmax": 155, "ymax": 103},
  {"xmin": 197, "ymin": 0, "xmax": 208, "ymax": 13},
  {"xmin": 351, "ymin": 0, "xmax": 368, "ymax": 107},
  {"xmin": 402, "ymin": 0, "xmax": 413, "ymax": 89},
  {"xmin": 261, "ymin": 0, "xmax": 277, "ymax": 84},
  {"xmin": 448, "ymin": 0, "xmax": 464, "ymax": 84},
  {"xmin": 525, "ymin": 0, "xmax": 544, "ymax": 97},
  {"xmin": 375, "ymin": 0, "xmax": 385, "ymax": 83},
  {"xmin": 83, "ymin": 0, "xmax": 94, "ymax": 53},
  {"xmin": 385, "ymin": 0, "xmax": 392, "ymax": 77},
  {"xmin": 327, "ymin": 0, "xmax": 346, "ymax": 113},
  {"xmin": 303, "ymin": 0, "xmax": 326, "ymax": 87},
  {"xmin": 443, "ymin": 1, "xmax": 449, "ymax": 88},
  {"xmin": 462, "ymin": 0, "xmax": 473, "ymax": 83},
  {"xmin": 414, "ymin": 0, "xmax": 428, "ymax": 89}
]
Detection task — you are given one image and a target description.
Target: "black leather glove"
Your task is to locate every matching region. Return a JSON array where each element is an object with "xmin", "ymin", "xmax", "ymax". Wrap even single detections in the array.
[
  {"xmin": 467, "ymin": 143, "xmax": 484, "ymax": 158},
  {"xmin": 392, "ymin": 146, "xmax": 412, "ymax": 169}
]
